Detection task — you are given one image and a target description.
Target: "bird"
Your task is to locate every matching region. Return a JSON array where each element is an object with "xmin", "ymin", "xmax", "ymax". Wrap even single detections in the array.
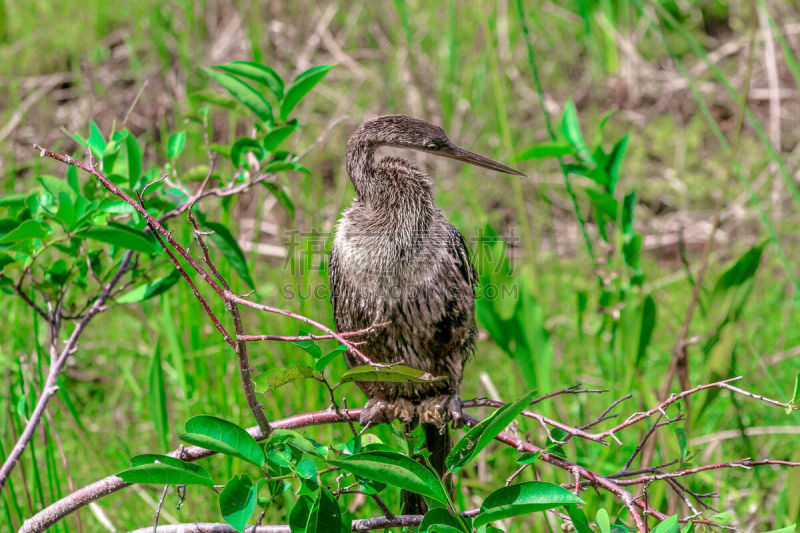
[{"xmin": 329, "ymin": 114, "xmax": 523, "ymax": 512}]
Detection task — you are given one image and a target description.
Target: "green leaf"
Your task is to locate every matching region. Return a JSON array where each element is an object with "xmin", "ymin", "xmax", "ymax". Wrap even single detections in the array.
[
  {"xmin": 289, "ymin": 494, "xmax": 314, "ymax": 533},
  {"xmin": 674, "ymin": 427, "xmax": 688, "ymax": 459},
  {"xmin": 268, "ymin": 429, "xmax": 328, "ymax": 459},
  {"xmin": 199, "ymin": 218, "xmax": 256, "ymax": 291},
  {"xmin": 76, "ymin": 221, "xmax": 159, "ymax": 254},
  {"xmin": 280, "ymin": 65, "xmax": 334, "ymax": 121},
  {"xmin": 635, "ymin": 295, "xmax": 656, "ymax": 366},
  {"xmin": 220, "ymin": 474, "xmax": 264, "ymax": 533},
  {"xmin": 37, "ymin": 175, "xmax": 76, "ymax": 203},
  {"xmin": 306, "ymin": 487, "xmax": 342, "ymax": 533},
  {"xmin": 261, "ymin": 182, "xmax": 295, "ymax": 219},
  {"xmin": 66, "ymin": 166, "xmax": 80, "ymax": 194},
  {"xmin": 253, "ymin": 365, "xmax": 315, "ymax": 392},
  {"xmin": 148, "ymin": 344, "xmax": 169, "ymax": 452},
  {"xmin": 263, "ymin": 159, "xmax": 312, "ymax": 175},
  {"xmin": 126, "ymin": 134, "xmax": 142, "ymax": 188},
  {"xmin": 339, "ymin": 365, "xmax": 446, "ymax": 384},
  {"xmin": 565, "ymin": 505, "xmax": 593, "ymax": 533},
  {"xmin": 167, "ymin": 131, "xmax": 186, "ymax": 159},
  {"xmin": 560, "ymin": 101, "xmax": 591, "ymax": 163},
  {"xmin": 117, "ymin": 454, "xmax": 214, "ymax": 485},
  {"xmin": 88, "ymin": 121, "xmax": 106, "ymax": 159},
  {"xmin": 420, "ymin": 508, "xmax": 470, "ymax": 533},
  {"xmin": 0, "ymin": 252, "xmax": 15, "ymax": 273},
  {"xmin": 314, "ymin": 345, "xmax": 347, "ymax": 372},
  {"xmin": 117, "ymin": 270, "xmax": 181, "ymax": 303},
  {"xmin": 711, "ymin": 243, "xmax": 765, "ymax": 297},
  {"xmin": 472, "ymin": 482, "xmax": 584, "ymax": 528},
  {"xmin": 178, "ymin": 414, "xmax": 265, "ymax": 467},
  {"xmin": 231, "ymin": 137, "xmax": 265, "ymax": 168},
  {"xmin": 651, "ymin": 515, "xmax": 679, "ymax": 533},
  {"xmin": 216, "ymin": 61, "xmax": 284, "ymax": 100},
  {"xmin": 263, "ymin": 123, "xmax": 299, "ymax": 152},
  {"xmin": 596, "ymin": 508, "xmax": 612, "ymax": 533},
  {"xmin": 446, "ymin": 389, "xmax": 537, "ymax": 473},
  {"xmin": 204, "ymin": 68, "xmax": 273, "ymax": 124},
  {"xmin": 516, "ymin": 143, "xmax": 573, "ymax": 160},
  {"xmin": 605, "ymin": 134, "xmax": 629, "ymax": 193},
  {"xmin": 326, "ymin": 450, "xmax": 448, "ymax": 504},
  {"xmin": 0, "ymin": 219, "xmax": 49, "ymax": 244},
  {"xmin": 763, "ymin": 525, "xmax": 797, "ymax": 533}
]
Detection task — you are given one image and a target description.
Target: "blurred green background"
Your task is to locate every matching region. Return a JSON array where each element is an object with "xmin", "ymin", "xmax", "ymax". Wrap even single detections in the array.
[{"xmin": 1, "ymin": 0, "xmax": 800, "ymax": 531}]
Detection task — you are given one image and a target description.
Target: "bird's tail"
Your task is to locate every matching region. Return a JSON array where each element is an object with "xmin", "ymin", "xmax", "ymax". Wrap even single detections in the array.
[{"xmin": 402, "ymin": 422, "xmax": 451, "ymax": 515}]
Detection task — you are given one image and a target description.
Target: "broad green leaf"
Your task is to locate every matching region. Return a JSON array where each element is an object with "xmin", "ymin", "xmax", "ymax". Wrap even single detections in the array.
[
  {"xmin": 126, "ymin": 133, "xmax": 142, "ymax": 188},
  {"xmin": 306, "ymin": 487, "xmax": 341, "ymax": 533},
  {"xmin": 280, "ymin": 65, "xmax": 334, "ymax": 121},
  {"xmin": 117, "ymin": 270, "xmax": 181, "ymax": 303},
  {"xmin": 231, "ymin": 137, "xmax": 265, "ymax": 168},
  {"xmin": 37, "ymin": 175, "xmax": 76, "ymax": 203},
  {"xmin": 199, "ymin": 218, "xmax": 256, "ymax": 290},
  {"xmin": 446, "ymin": 389, "xmax": 537, "ymax": 473},
  {"xmin": 605, "ymin": 134, "xmax": 629, "ymax": 193},
  {"xmin": 0, "ymin": 252, "xmax": 15, "ymax": 273},
  {"xmin": 0, "ymin": 219, "xmax": 49, "ymax": 244},
  {"xmin": 204, "ymin": 68, "xmax": 273, "ymax": 124},
  {"xmin": 289, "ymin": 494, "xmax": 314, "ymax": 533},
  {"xmin": 167, "ymin": 131, "xmax": 186, "ymax": 159},
  {"xmin": 263, "ymin": 160, "xmax": 311, "ymax": 174},
  {"xmin": 263, "ymin": 123, "xmax": 299, "ymax": 152},
  {"xmin": 584, "ymin": 189, "xmax": 617, "ymax": 219},
  {"xmin": 88, "ymin": 121, "xmax": 106, "ymax": 159},
  {"xmin": 254, "ymin": 365, "xmax": 315, "ymax": 392},
  {"xmin": 117, "ymin": 454, "xmax": 213, "ymax": 485},
  {"xmin": 651, "ymin": 515, "xmax": 679, "ymax": 533},
  {"xmin": 66, "ymin": 166, "xmax": 80, "ymax": 194},
  {"xmin": 326, "ymin": 450, "xmax": 448, "ymax": 504},
  {"xmin": 216, "ymin": 61, "xmax": 284, "ymax": 100},
  {"xmin": 148, "ymin": 344, "xmax": 169, "ymax": 451},
  {"xmin": 560, "ymin": 101, "xmax": 591, "ymax": 163},
  {"xmin": 77, "ymin": 222, "xmax": 159, "ymax": 254},
  {"xmin": 516, "ymin": 451, "xmax": 541, "ymax": 465},
  {"xmin": 472, "ymin": 482, "xmax": 584, "ymax": 528},
  {"xmin": 268, "ymin": 429, "xmax": 328, "ymax": 458},
  {"xmin": 339, "ymin": 365, "xmax": 445, "ymax": 384},
  {"xmin": 516, "ymin": 143, "xmax": 573, "ymax": 160},
  {"xmin": 420, "ymin": 508, "xmax": 470, "ymax": 533},
  {"xmin": 220, "ymin": 474, "xmax": 264, "ymax": 533},
  {"xmin": 293, "ymin": 333, "xmax": 322, "ymax": 358},
  {"xmin": 565, "ymin": 505, "xmax": 593, "ymax": 533},
  {"xmin": 261, "ymin": 182, "xmax": 295, "ymax": 219},
  {"xmin": 763, "ymin": 525, "xmax": 797, "ymax": 533},
  {"xmin": 178, "ymin": 414, "xmax": 265, "ymax": 467},
  {"xmin": 596, "ymin": 508, "xmax": 611, "ymax": 533},
  {"xmin": 314, "ymin": 345, "xmax": 347, "ymax": 372},
  {"xmin": 54, "ymin": 192, "xmax": 76, "ymax": 228}
]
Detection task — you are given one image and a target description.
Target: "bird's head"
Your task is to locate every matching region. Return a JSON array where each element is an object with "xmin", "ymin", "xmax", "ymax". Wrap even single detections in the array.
[{"xmin": 352, "ymin": 115, "xmax": 524, "ymax": 176}]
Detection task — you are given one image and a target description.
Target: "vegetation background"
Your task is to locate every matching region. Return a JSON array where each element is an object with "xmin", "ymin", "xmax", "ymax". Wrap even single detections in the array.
[{"xmin": 1, "ymin": 0, "xmax": 799, "ymax": 531}]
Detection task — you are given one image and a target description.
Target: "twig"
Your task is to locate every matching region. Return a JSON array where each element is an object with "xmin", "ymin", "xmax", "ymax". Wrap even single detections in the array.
[
  {"xmin": 238, "ymin": 322, "xmax": 389, "ymax": 343},
  {"xmin": 152, "ymin": 485, "xmax": 169, "ymax": 533}
]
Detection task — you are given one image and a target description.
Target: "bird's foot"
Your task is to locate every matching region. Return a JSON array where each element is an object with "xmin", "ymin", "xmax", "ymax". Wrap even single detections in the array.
[
  {"xmin": 359, "ymin": 397, "xmax": 415, "ymax": 427},
  {"xmin": 418, "ymin": 395, "xmax": 465, "ymax": 429}
]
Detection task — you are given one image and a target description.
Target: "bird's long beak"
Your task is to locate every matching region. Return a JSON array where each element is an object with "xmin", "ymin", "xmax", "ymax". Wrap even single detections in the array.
[{"xmin": 432, "ymin": 143, "xmax": 525, "ymax": 176}]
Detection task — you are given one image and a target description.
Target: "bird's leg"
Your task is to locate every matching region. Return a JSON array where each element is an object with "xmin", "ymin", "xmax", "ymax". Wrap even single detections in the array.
[
  {"xmin": 418, "ymin": 394, "xmax": 465, "ymax": 429},
  {"xmin": 359, "ymin": 397, "xmax": 415, "ymax": 427}
]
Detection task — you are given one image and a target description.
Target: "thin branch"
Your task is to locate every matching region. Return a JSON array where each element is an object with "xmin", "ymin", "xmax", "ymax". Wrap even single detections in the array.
[{"xmin": 238, "ymin": 322, "xmax": 389, "ymax": 343}]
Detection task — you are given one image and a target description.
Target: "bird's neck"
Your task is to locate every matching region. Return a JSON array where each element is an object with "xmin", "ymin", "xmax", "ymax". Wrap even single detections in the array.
[{"xmin": 346, "ymin": 141, "xmax": 436, "ymax": 226}]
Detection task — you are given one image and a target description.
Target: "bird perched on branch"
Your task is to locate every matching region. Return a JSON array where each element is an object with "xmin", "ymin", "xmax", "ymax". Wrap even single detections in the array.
[{"xmin": 329, "ymin": 115, "xmax": 523, "ymax": 511}]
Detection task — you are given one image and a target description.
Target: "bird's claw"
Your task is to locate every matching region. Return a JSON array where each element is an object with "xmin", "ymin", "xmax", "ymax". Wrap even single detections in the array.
[
  {"xmin": 359, "ymin": 398, "xmax": 415, "ymax": 427},
  {"xmin": 418, "ymin": 395, "xmax": 465, "ymax": 429}
]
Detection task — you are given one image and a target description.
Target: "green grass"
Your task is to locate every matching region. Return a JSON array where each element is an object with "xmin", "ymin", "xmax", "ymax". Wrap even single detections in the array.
[{"xmin": 2, "ymin": 0, "xmax": 800, "ymax": 531}]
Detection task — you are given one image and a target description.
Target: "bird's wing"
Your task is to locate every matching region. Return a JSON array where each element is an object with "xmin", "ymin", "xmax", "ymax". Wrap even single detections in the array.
[
  {"xmin": 328, "ymin": 243, "xmax": 341, "ymax": 324},
  {"xmin": 445, "ymin": 223, "xmax": 477, "ymax": 294}
]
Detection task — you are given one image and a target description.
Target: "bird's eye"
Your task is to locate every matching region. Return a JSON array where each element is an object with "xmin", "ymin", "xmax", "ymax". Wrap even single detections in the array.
[{"xmin": 425, "ymin": 142, "xmax": 438, "ymax": 150}]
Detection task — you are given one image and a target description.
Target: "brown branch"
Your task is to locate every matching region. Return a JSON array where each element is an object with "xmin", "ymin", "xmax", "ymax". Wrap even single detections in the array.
[
  {"xmin": 238, "ymin": 322, "xmax": 390, "ymax": 343},
  {"xmin": 225, "ymin": 292, "xmax": 394, "ymax": 368}
]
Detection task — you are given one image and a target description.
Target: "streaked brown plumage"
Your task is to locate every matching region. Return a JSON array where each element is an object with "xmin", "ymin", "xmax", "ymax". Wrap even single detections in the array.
[{"xmin": 329, "ymin": 115, "xmax": 523, "ymax": 512}]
